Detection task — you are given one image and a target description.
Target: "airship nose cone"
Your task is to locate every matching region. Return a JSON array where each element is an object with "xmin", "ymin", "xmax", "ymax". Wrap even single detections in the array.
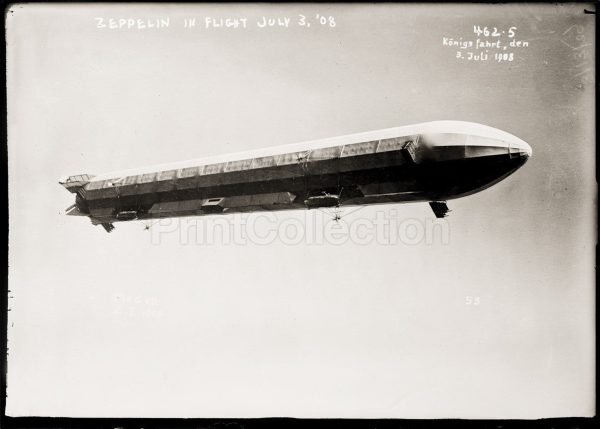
[
  {"xmin": 416, "ymin": 121, "xmax": 532, "ymax": 159},
  {"xmin": 509, "ymin": 138, "xmax": 532, "ymax": 159}
]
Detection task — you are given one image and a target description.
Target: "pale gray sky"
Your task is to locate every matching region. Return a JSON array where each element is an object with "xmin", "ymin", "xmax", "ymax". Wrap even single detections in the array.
[{"xmin": 6, "ymin": 3, "xmax": 595, "ymax": 418}]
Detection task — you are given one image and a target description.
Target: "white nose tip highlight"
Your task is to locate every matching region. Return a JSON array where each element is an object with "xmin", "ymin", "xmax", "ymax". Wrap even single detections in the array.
[{"xmin": 508, "ymin": 138, "xmax": 532, "ymax": 158}]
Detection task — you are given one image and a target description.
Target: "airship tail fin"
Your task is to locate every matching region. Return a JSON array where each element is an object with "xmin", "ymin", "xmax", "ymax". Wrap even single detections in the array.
[{"xmin": 64, "ymin": 204, "xmax": 86, "ymax": 216}]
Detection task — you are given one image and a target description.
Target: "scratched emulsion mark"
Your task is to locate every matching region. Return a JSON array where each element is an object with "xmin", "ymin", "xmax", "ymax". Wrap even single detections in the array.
[
  {"xmin": 560, "ymin": 23, "xmax": 593, "ymax": 90},
  {"xmin": 112, "ymin": 294, "xmax": 164, "ymax": 322},
  {"xmin": 442, "ymin": 25, "xmax": 531, "ymax": 63}
]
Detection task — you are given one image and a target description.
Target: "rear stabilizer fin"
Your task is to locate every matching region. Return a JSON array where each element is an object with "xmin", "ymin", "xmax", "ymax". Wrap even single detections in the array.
[{"xmin": 64, "ymin": 204, "xmax": 86, "ymax": 216}]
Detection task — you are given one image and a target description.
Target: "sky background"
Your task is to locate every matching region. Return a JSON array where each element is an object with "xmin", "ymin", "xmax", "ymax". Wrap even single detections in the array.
[{"xmin": 6, "ymin": 3, "xmax": 595, "ymax": 418}]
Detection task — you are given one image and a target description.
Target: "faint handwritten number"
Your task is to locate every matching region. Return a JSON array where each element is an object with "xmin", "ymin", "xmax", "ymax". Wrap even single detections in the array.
[
  {"xmin": 561, "ymin": 24, "xmax": 591, "ymax": 85},
  {"xmin": 465, "ymin": 296, "xmax": 481, "ymax": 306},
  {"xmin": 298, "ymin": 14, "xmax": 307, "ymax": 26}
]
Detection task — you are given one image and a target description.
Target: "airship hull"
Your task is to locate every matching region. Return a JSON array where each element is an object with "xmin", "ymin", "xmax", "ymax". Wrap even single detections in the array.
[{"xmin": 59, "ymin": 121, "xmax": 531, "ymax": 231}]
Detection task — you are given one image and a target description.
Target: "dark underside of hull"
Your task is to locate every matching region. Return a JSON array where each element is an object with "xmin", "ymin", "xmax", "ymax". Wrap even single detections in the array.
[{"xmin": 79, "ymin": 152, "xmax": 527, "ymax": 223}]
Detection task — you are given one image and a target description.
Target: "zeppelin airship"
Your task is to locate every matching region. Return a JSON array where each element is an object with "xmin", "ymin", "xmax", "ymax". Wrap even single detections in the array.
[{"xmin": 59, "ymin": 121, "xmax": 532, "ymax": 232}]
